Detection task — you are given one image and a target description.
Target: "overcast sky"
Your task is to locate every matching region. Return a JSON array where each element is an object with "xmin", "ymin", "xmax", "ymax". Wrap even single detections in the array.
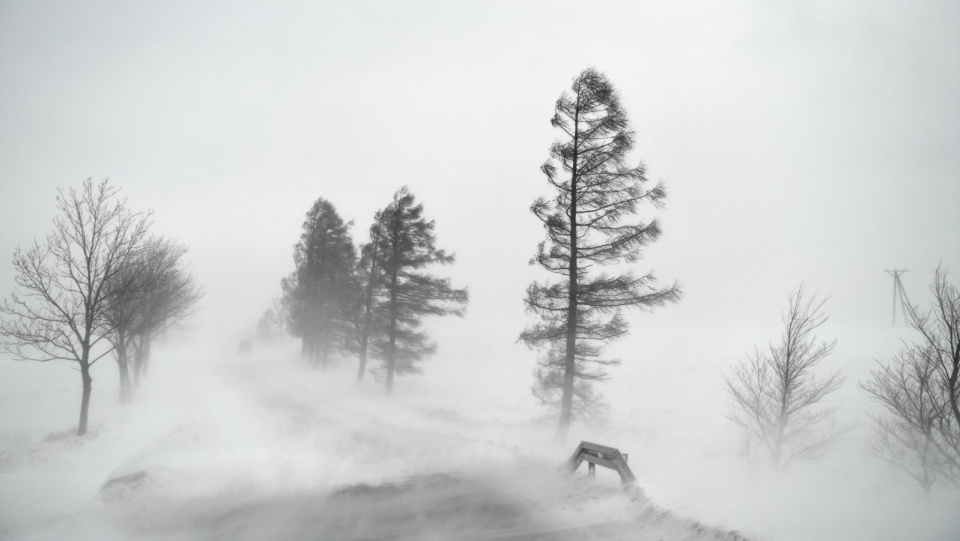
[{"xmin": 1, "ymin": 0, "xmax": 958, "ymax": 348}]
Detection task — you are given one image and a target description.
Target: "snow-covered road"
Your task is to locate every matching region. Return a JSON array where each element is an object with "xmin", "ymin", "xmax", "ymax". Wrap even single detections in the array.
[
  {"xmin": 6, "ymin": 336, "xmax": 958, "ymax": 540},
  {"xmin": 1, "ymin": 343, "xmax": 747, "ymax": 540}
]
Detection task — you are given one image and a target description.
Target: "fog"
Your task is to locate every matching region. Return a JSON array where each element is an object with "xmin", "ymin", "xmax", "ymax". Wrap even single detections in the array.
[{"xmin": 1, "ymin": 1, "xmax": 959, "ymax": 540}]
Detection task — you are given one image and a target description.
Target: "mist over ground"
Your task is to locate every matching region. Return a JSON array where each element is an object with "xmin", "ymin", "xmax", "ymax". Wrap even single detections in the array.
[
  {"xmin": 2, "ymin": 329, "xmax": 959, "ymax": 540},
  {"xmin": 2, "ymin": 1, "xmax": 959, "ymax": 540}
]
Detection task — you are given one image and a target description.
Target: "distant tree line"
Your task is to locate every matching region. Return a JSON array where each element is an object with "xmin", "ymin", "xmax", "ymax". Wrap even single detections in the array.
[
  {"xmin": 0, "ymin": 179, "xmax": 201, "ymax": 435},
  {"xmin": 277, "ymin": 187, "xmax": 468, "ymax": 394}
]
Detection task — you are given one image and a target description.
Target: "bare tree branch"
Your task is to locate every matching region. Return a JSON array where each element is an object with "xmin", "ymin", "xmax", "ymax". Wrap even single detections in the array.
[
  {"xmin": 863, "ymin": 265, "xmax": 960, "ymax": 491},
  {"xmin": 0, "ymin": 179, "xmax": 149, "ymax": 435},
  {"xmin": 724, "ymin": 284, "xmax": 845, "ymax": 466}
]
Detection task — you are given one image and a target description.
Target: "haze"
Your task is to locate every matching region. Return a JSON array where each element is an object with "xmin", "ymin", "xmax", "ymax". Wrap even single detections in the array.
[{"xmin": 1, "ymin": 1, "xmax": 959, "ymax": 540}]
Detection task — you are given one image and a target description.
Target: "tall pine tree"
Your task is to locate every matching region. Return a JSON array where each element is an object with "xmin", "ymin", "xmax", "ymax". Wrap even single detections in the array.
[
  {"xmin": 369, "ymin": 187, "xmax": 468, "ymax": 394},
  {"xmin": 283, "ymin": 198, "xmax": 357, "ymax": 368},
  {"xmin": 352, "ymin": 209, "xmax": 385, "ymax": 382},
  {"xmin": 520, "ymin": 69, "xmax": 681, "ymax": 440}
]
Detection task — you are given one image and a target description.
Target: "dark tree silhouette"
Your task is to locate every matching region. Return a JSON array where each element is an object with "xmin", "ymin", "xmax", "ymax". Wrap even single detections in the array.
[
  {"xmin": 725, "ymin": 285, "xmax": 844, "ymax": 467},
  {"xmin": 114, "ymin": 237, "xmax": 200, "ymax": 388},
  {"xmin": 369, "ymin": 187, "xmax": 468, "ymax": 394},
  {"xmin": 256, "ymin": 306, "xmax": 281, "ymax": 340},
  {"xmin": 283, "ymin": 198, "xmax": 357, "ymax": 368},
  {"xmin": 104, "ymin": 250, "xmax": 148, "ymax": 401},
  {"xmin": 0, "ymin": 179, "xmax": 149, "ymax": 435},
  {"xmin": 863, "ymin": 344, "xmax": 943, "ymax": 494},
  {"xmin": 520, "ymin": 68, "xmax": 681, "ymax": 440},
  {"xmin": 863, "ymin": 266, "xmax": 960, "ymax": 490},
  {"xmin": 353, "ymin": 209, "xmax": 386, "ymax": 383}
]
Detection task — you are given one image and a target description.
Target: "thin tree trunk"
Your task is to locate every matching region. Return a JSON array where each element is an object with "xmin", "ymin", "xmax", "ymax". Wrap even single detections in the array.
[
  {"xmin": 142, "ymin": 338, "xmax": 152, "ymax": 376},
  {"xmin": 117, "ymin": 329, "xmax": 131, "ymax": 402},
  {"xmin": 357, "ymin": 330, "xmax": 369, "ymax": 382},
  {"xmin": 133, "ymin": 341, "xmax": 142, "ymax": 386},
  {"xmin": 356, "ymin": 300, "xmax": 371, "ymax": 382},
  {"xmin": 357, "ymin": 260, "xmax": 378, "ymax": 383},
  {"xmin": 317, "ymin": 324, "xmax": 327, "ymax": 369},
  {"xmin": 559, "ymin": 237, "xmax": 577, "ymax": 440},
  {"xmin": 920, "ymin": 438, "xmax": 933, "ymax": 499},
  {"xmin": 315, "ymin": 236, "xmax": 328, "ymax": 369},
  {"xmin": 949, "ymin": 353, "xmax": 960, "ymax": 434},
  {"xmin": 385, "ymin": 309, "xmax": 397, "ymax": 394},
  {"xmin": 774, "ymin": 333, "xmax": 793, "ymax": 466},
  {"xmin": 118, "ymin": 357, "xmax": 131, "ymax": 402},
  {"xmin": 78, "ymin": 356, "xmax": 92, "ymax": 436},
  {"xmin": 385, "ymin": 269, "xmax": 398, "ymax": 395},
  {"xmin": 557, "ymin": 97, "xmax": 581, "ymax": 442}
]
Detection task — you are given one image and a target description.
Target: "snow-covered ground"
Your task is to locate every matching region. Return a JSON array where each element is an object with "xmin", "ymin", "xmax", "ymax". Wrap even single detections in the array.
[{"xmin": 1, "ymin": 325, "xmax": 958, "ymax": 540}]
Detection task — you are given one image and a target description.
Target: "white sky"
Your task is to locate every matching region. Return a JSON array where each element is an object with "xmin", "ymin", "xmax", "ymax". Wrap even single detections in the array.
[{"xmin": 1, "ymin": 0, "xmax": 958, "ymax": 346}]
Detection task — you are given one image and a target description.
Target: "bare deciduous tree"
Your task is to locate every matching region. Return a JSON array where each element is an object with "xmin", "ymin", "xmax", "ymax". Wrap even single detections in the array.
[
  {"xmin": 0, "ymin": 179, "xmax": 149, "ymax": 435},
  {"xmin": 725, "ymin": 285, "xmax": 844, "ymax": 466},
  {"xmin": 105, "ymin": 237, "xmax": 200, "ymax": 397},
  {"xmin": 129, "ymin": 238, "xmax": 201, "ymax": 384},
  {"xmin": 862, "ymin": 266, "xmax": 960, "ymax": 491},
  {"xmin": 862, "ymin": 344, "xmax": 943, "ymax": 493},
  {"xmin": 103, "ymin": 255, "xmax": 148, "ymax": 402}
]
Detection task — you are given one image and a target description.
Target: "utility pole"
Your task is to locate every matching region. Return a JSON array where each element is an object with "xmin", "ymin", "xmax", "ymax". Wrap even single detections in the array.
[{"xmin": 884, "ymin": 269, "xmax": 911, "ymax": 326}]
